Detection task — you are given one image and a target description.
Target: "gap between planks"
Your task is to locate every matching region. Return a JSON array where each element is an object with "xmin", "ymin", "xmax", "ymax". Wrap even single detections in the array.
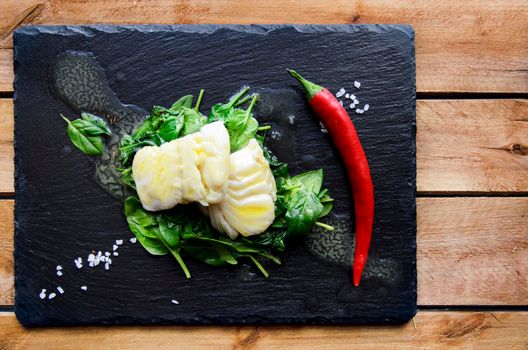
[
  {"xmin": 1, "ymin": 197, "xmax": 527, "ymax": 306},
  {"xmin": 2, "ymin": 98, "xmax": 528, "ymax": 194},
  {"xmin": 0, "ymin": 1, "xmax": 528, "ymax": 93},
  {"xmin": 0, "ymin": 311, "xmax": 526, "ymax": 349}
]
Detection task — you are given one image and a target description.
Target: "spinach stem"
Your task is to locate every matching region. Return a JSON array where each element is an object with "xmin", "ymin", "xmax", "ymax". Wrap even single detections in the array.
[
  {"xmin": 228, "ymin": 86, "xmax": 250, "ymax": 109},
  {"xmin": 315, "ymin": 221, "xmax": 335, "ymax": 231},
  {"xmin": 60, "ymin": 114, "xmax": 71, "ymax": 124},
  {"xmin": 257, "ymin": 125, "xmax": 271, "ymax": 131},
  {"xmin": 171, "ymin": 250, "xmax": 191, "ymax": 279},
  {"xmin": 194, "ymin": 89, "xmax": 205, "ymax": 111},
  {"xmin": 246, "ymin": 94, "xmax": 259, "ymax": 116},
  {"xmin": 234, "ymin": 94, "xmax": 251, "ymax": 107},
  {"xmin": 248, "ymin": 256, "xmax": 269, "ymax": 278},
  {"xmin": 159, "ymin": 236, "xmax": 191, "ymax": 278}
]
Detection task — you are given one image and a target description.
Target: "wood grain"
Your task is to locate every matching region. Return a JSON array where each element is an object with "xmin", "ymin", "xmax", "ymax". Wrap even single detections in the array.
[
  {"xmin": 0, "ymin": 200, "xmax": 14, "ymax": 306},
  {"xmin": 0, "ymin": 99, "xmax": 13, "ymax": 194},
  {"xmin": 0, "ymin": 311, "xmax": 526, "ymax": 349},
  {"xmin": 417, "ymin": 197, "xmax": 528, "ymax": 305},
  {"xmin": 0, "ymin": 49, "xmax": 12, "ymax": 92},
  {"xmin": 2, "ymin": 99, "xmax": 528, "ymax": 194},
  {"xmin": 1, "ymin": 197, "xmax": 527, "ymax": 306},
  {"xmin": 1, "ymin": 0, "xmax": 528, "ymax": 93},
  {"xmin": 417, "ymin": 99, "xmax": 528, "ymax": 194}
]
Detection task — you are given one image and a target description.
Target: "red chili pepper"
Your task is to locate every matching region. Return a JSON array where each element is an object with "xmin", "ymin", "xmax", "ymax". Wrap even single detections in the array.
[{"xmin": 288, "ymin": 69, "xmax": 374, "ymax": 286}]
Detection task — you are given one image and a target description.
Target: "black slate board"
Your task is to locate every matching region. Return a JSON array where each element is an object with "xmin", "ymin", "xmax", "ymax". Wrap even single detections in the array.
[{"xmin": 13, "ymin": 24, "xmax": 416, "ymax": 326}]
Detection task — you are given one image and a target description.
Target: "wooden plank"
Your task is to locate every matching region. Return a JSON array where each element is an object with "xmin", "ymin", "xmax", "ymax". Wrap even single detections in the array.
[
  {"xmin": 0, "ymin": 49, "xmax": 12, "ymax": 92},
  {"xmin": 0, "ymin": 99, "xmax": 13, "ymax": 194},
  {"xmin": 417, "ymin": 197, "xmax": 528, "ymax": 305},
  {"xmin": 417, "ymin": 99, "xmax": 528, "ymax": 194},
  {"xmin": 2, "ymin": 99, "xmax": 528, "ymax": 194},
  {"xmin": 1, "ymin": 197, "xmax": 527, "ymax": 306},
  {"xmin": 0, "ymin": 200, "xmax": 14, "ymax": 306},
  {"xmin": 0, "ymin": 311, "xmax": 526, "ymax": 349},
  {"xmin": 0, "ymin": 0, "xmax": 527, "ymax": 93}
]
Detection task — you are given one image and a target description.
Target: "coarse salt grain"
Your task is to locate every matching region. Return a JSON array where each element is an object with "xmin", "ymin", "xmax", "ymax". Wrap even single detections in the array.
[
  {"xmin": 288, "ymin": 115, "xmax": 295, "ymax": 125},
  {"xmin": 335, "ymin": 88, "xmax": 345, "ymax": 98},
  {"xmin": 48, "ymin": 293, "xmax": 56, "ymax": 299},
  {"xmin": 338, "ymin": 100, "xmax": 343, "ymax": 106},
  {"xmin": 353, "ymin": 99, "xmax": 359, "ymax": 105},
  {"xmin": 56, "ymin": 265, "xmax": 63, "ymax": 270},
  {"xmin": 105, "ymin": 252, "xmax": 110, "ymax": 257},
  {"xmin": 355, "ymin": 108, "xmax": 361, "ymax": 113},
  {"xmin": 171, "ymin": 299, "xmax": 179, "ymax": 305},
  {"xmin": 344, "ymin": 93, "xmax": 350, "ymax": 99},
  {"xmin": 364, "ymin": 104, "xmax": 369, "ymax": 111},
  {"xmin": 130, "ymin": 237, "xmax": 137, "ymax": 243},
  {"xmin": 116, "ymin": 239, "xmax": 123, "ymax": 245},
  {"xmin": 57, "ymin": 270, "xmax": 63, "ymax": 277},
  {"xmin": 320, "ymin": 128, "xmax": 328, "ymax": 134},
  {"xmin": 105, "ymin": 262, "xmax": 110, "ymax": 270},
  {"xmin": 113, "ymin": 252, "xmax": 119, "ymax": 256},
  {"xmin": 81, "ymin": 286, "xmax": 87, "ymax": 291},
  {"xmin": 349, "ymin": 103, "xmax": 355, "ymax": 109},
  {"xmin": 57, "ymin": 286, "xmax": 64, "ymax": 294},
  {"xmin": 354, "ymin": 81, "xmax": 361, "ymax": 88},
  {"xmin": 39, "ymin": 289, "xmax": 46, "ymax": 299},
  {"xmin": 113, "ymin": 244, "xmax": 118, "ymax": 251},
  {"xmin": 350, "ymin": 94, "xmax": 356, "ymax": 100}
]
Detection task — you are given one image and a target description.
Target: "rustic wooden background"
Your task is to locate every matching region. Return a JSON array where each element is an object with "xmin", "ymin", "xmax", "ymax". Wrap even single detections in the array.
[{"xmin": 0, "ymin": 0, "xmax": 527, "ymax": 348}]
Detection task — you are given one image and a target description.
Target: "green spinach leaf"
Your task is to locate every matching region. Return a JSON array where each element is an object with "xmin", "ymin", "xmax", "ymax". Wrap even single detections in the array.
[{"xmin": 62, "ymin": 115, "xmax": 110, "ymax": 156}]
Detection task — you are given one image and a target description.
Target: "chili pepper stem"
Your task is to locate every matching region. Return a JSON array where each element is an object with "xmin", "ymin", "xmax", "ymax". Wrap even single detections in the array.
[
  {"xmin": 257, "ymin": 125, "xmax": 271, "ymax": 131},
  {"xmin": 287, "ymin": 69, "xmax": 323, "ymax": 99}
]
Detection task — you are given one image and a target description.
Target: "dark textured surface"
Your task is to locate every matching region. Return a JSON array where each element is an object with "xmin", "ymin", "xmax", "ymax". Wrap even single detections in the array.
[{"xmin": 13, "ymin": 25, "xmax": 416, "ymax": 326}]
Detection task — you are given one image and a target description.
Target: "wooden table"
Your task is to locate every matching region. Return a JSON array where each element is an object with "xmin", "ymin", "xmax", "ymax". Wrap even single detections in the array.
[{"xmin": 1, "ymin": 1, "xmax": 527, "ymax": 348}]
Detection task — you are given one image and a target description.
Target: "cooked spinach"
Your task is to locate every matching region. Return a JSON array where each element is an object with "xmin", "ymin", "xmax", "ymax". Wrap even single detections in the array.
[
  {"xmin": 117, "ymin": 88, "xmax": 334, "ymax": 278},
  {"xmin": 61, "ymin": 113, "xmax": 111, "ymax": 156},
  {"xmin": 124, "ymin": 196, "xmax": 280, "ymax": 278}
]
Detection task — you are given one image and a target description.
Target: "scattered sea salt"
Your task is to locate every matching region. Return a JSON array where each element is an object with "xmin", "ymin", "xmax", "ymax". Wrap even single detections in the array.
[
  {"xmin": 81, "ymin": 286, "xmax": 87, "ymax": 291},
  {"xmin": 355, "ymin": 108, "xmax": 361, "ymax": 114},
  {"xmin": 57, "ymin": 270, "xmax": 63, "ymax": 277},
  {"xmin": 349, "ymin": 94, "xmax": 356, "ymax": 100},
  {"xmin": 364, "ymin": 104, "xmax": 370, "ymax": 111},
  {"xmin": 353, "ymin": 99, "xmax": 359, "ymax": 105},
  {"xmin": 171, "ymin": 299, "xmax": 179, "ymax": 305},
  {"xmin": 338, "ymin": 100, "xmax": 343, "ymax": 106},
  {"xmin": 113, "ymin": 244, "xmax": 118, "ymax": 251},
  {"xmin": 56, "ymin": 265, "xmax": 63, "ymax": 271},
  {"xmin": 116, "ymin": 239, "xmax": 123, "ymax": 245},
  {"xmin": 57, "ymin": 286, "xmax": 64, "ymax": 294},
  {"xmin": 335, "ymin": 88, "xmax": 345, "ymax": 98},
  {"xmin": 113, "ymin": 252, "xmax": 119, "ymax": 256},
  {"xmin": 104, "ymin": 262, "xmax": 110, "ymax": 270},
  {"xmin": 288, "ymin": 115, "xmax": 295, "ymax": 125},
  {"xmin": 105, "ymin": 252, "xmax": 110, "ymax": 257},
  {"xmin": 39, "ymin": 289, "xmax": 46, "ymax": 299},
  {"xmin": 354, "ymin": 81, "xmax": 361, "ymax": 88},
  {"xmin": 344, "ymin": 93, "xmax": 350, "ymax": 99},
  {"xmin": 349, "ymin": 103, "xmax": 356, "ymax": 109},
  {"xmin": 320, "ymin": 128, "xmax": 328, "ymax": 134},
  {"xmin": 48, "ymin": 293, "xmax": 56, "ymax": 300},
  {"xmin": 130, "ymin": 237, "xmax": 137, "ymax": 243}
]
